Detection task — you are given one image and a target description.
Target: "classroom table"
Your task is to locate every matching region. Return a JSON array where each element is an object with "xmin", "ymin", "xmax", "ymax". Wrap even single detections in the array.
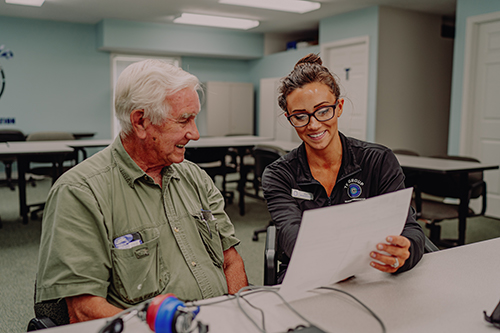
[
  {"xmin": 395, "ymin": 154, "xmax": 499, "ymax": 245},
  {"xmin": 187, "ymin": 136, "xmax": 296, "ymax": 215},
  {"xmin": 0, "ymin": 141, "xmax": 75, "ymax": 224},
  {"xmin": 1, "ymin": 140, "xmax": 112, "ymax": 224},
  {"xmin": 41, "ymin": 237, "xmax": 500, "ymax": 333},
  {"xmin": 1, "ymin": 136, "xmax": 293, "ymax": 222},
  {"xmin": 56, "ymin": 139, "xmax": 112, "ymax": 161}
]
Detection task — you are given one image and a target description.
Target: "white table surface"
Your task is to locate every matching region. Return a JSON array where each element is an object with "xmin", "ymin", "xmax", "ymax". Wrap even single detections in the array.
[
  {"xmin": 395, "ymin": 154, "xmax": 499, "ymax": 173},
  {"xmin": 0, "ymin": 141, "xmax": 74, "ymax": 154},
  {"xmin": 186, "ymin": 136, "xmax": 273, "ymax": 148},
  {"xmin": 42, "ymin": 237, "xmax": 500, "ymax": 333}
]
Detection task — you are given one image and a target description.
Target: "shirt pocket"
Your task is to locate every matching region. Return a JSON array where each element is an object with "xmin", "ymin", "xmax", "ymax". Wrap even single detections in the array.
[
  {"xmin": 111, "ymin": 229, "xmax": 169, "ymax": 304},
  {"xmin": 192, "ymin": 213, "xmax": 224, "ymax": 268}
]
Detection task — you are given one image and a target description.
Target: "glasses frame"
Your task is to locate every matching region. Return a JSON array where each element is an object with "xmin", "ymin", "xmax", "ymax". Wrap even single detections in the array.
[{"xmin": 285, "ymin": 101, "xmax": 339, "ymax": 128}]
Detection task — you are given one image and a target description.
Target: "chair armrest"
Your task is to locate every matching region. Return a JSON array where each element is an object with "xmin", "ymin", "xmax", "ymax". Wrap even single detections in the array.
[
  {"xmin": 27, "ymin": 317, "xmax": 57, "ymax": 331},
  {"xmin": 469, "ymin": 180, "xmax": 487, "ymax": 216},
  {"xmin": 264, "ymin": 225, "xmax": 277, "ymax": 286},
  {"xmin": 424, "ymin": 236, "xmax": 439, "ymax": 253},
  {"xmin": 413, "ymin": 186, "xmax": 422, "ymax": 218}
]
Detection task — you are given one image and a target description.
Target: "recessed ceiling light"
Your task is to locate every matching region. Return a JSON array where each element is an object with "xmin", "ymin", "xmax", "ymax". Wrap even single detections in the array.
[
  {"xmin": 5, "ymin": 0, "xmax": 45, "ymax": 7},
  {"xmin": 174, "ymin": 13, "xmax": 259, "ymax": 30},
  {"xmin": 219, "ymin": 0, "xmax": 320, "ymax": 14}
]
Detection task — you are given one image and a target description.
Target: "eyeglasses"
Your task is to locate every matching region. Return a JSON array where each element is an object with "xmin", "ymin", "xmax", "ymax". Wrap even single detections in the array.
[{"xmin": 286, "ymin": 101, "xmax": 339, "ymax": 128}]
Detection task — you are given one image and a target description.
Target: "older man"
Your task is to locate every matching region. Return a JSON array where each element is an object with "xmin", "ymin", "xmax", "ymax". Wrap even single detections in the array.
[{"xmin": 35, "ymin": 59, "xmax": 248, "ymax": 323}]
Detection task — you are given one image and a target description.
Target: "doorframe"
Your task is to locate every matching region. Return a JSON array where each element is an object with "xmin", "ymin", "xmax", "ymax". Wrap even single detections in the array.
[
  {"xmin": 460, "ymin": 11, "xmax": 500, "ymax": 155},
  {"xmin": 320, "ymin": 35, "xmax": 370, "ymax": 141}
]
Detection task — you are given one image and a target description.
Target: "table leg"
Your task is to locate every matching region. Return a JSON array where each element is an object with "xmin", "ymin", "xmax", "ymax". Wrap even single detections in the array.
[
  {"xmin": 17, "ymin": 156, "xmax": 29, "ymax": 224},
  {"xmin": 237, "ymin": 148, "xmax": 247, "ymax": 216},
  {"xmin": 457, "ymin": 172, "xmax": 469, "ymax": 246}
]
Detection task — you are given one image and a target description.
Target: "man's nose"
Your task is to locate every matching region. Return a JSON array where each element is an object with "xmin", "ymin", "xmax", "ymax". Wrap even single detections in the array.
[{"xmin": 187, "ymin": 121, "xmax": 200, "ymax": 141}]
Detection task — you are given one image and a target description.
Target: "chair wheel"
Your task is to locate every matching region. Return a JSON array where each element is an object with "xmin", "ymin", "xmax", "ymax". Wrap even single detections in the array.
[{"xmin": 252, "ymin": 234, "xmax": 258, "ymax": 241}]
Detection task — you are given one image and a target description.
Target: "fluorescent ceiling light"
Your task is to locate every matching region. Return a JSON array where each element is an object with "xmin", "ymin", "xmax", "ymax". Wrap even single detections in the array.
[
  {"xmin": 219, "ymin": 0, "xmax": 320, "ymax": 14},
  {"xmin": 5, "ymin": 0, "xmax": 45, "ymax": 6},
  {"xmin": 174, "ymin": 13, "xmax": 259, "ymax": 30}
]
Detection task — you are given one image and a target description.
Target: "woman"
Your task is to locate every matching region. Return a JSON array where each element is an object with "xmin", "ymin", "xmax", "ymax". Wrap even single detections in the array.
[{"xmin": 262, "ymin": 54, "xmax": 424, "ymax": 283}]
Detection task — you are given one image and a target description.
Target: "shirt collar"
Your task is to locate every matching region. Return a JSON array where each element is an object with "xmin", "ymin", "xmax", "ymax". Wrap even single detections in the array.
[
  {"xmin": 295, "ymin": 132, "xmax": 361, "ymax": 184},
  {"xmin": 111, "ymin": 136, "xmax": 180, "ymax": 188}
]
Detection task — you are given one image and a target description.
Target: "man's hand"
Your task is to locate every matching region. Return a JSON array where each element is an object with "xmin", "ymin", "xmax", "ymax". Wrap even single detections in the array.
[
  {"xmin": 66, "ymin": 295, "xmax": 122, "ymax": 323},
  {"xmin": 369, "ymin": 235, "xmax": 411, "ymax": 273},
  {"xmin": 223, "ymin": 247, "xmax": 248, "ymax": 294}
]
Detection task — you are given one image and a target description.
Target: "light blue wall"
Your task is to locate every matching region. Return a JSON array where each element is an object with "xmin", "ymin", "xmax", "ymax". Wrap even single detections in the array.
[
  {"xmin": 0, "ymin": 17, "xmax": 256, "ymax": 141},
  {"xmin": 319, "ymin": 6, "xmax": 380, "ymax": 142},
  {"xmin": 0, "ymin": 16, "xmax": 256, "ymax": 173},
  {"xmin": 182, "ymin": 56, "xmax": 251, "ymax": 83},
  {"xmin": 0, "ymin": 16, "xmax": 111, "ymax": 139},
  {"xmin": 97, "ymin": 19, "xmax": 264, "ymax": 59},
  {"xmin": 449, "ymin": 0, "xmax": 500, "ymax": 154}
]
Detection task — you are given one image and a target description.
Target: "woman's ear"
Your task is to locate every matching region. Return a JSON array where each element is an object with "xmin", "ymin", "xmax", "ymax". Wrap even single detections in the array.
[
  {"xmin": 337, "ymin": 98, "xmax": 345, "ymax": 118},
  {"xmin": 130, "ymin": 109, "xmax": 148, "ymax": 139}
]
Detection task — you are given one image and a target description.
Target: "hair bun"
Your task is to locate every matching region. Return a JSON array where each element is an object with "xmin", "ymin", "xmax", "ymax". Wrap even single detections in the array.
[{"xmin": 294, "ymin": 53, "xmax": 323, "ymax": 68}]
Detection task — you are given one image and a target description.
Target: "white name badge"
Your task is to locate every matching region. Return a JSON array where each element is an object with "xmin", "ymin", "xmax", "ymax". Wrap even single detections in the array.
[{"xmin": 291, "ymin": 189, "xmax": 314, "ymax": 201}]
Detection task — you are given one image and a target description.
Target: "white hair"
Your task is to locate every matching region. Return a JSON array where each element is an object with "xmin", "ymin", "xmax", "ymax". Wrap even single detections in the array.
[{"xmin": 114, "ymin": 59, "xmax": 200, "ymax": 136}]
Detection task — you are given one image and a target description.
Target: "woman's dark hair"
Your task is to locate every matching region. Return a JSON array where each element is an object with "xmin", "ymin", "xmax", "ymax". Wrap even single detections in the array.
[{"xmin": 278, "ymin": 53, "xmax": 340, "ymax": 113}]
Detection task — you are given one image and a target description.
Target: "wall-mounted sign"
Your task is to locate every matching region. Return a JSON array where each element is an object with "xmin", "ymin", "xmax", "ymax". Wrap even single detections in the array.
[{"xmin": 0, "ymin": 44, "xmax": 14, "ymax": 100}]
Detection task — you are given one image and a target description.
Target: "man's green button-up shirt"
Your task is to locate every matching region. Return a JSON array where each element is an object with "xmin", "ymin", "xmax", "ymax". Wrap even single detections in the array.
[{"xmin": 36, "ymin": 137, "xmax": 240, "ymax": 308}]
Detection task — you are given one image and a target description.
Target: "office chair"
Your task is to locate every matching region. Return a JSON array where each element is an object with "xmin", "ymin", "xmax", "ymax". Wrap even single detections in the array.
[
  {"xmin": 25, "ymin": 131, "xmax": 78, "ymax": 219},
  {"xmin": 413, "ymin": 155, "xmax": 487, "ymax": 247},
  {"xmin": 185, "ymin": 146, "xmax": 237, "ymax": 204},
  {"xmin": 26, "ymin": 131, "xmax": 78, "ymax": 183},
  {"xmin": 263, "ymin": 225, "xmax": 439, "ymax": 286},
  {"xmin": 0, "ymin": 129, "xmax": 26, "ymax": 190},
  {"xmin": 392, "ymin": 148, "xmax": 420, "ymax": 189},
  {"xmin": 250, "ymin": 145, "xmax": 287, "ymax": 241},
  {"xmin": 27, "ymin": 281, "xmax": 70, "ymax": 331}
]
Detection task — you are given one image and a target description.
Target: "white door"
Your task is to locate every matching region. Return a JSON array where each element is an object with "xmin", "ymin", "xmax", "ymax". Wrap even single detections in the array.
[
  {"xmin": 110, "ymin": 54, "xmax": 180, "ymax": 138},
  {"xmin": 321, "ymin": 37, "xmax": 369, "ymax": 141},
  {"xmin": 228, "ymin": 82, "xmax": 254, "ymax": 135},
  {"xmin": 463, "ymin": 17, "xmax": 500, "ymax": 218},
  {"xmin": 259, "ymin": 77, "xmax": 300, "ymax": 142}
]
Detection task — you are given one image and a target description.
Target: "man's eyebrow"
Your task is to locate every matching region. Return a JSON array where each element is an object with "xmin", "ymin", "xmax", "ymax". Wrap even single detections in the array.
[{"xmin": 180, "ymin": 112, "xmax": 196, "ymax": 119}]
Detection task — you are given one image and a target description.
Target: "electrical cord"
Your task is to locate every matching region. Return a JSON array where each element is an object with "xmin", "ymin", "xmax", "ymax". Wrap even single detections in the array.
[
  {"xmin": 317, "ymin": 286, "xmax": 386, "ymax": 333},
  {"xmin": 234, "ymin": 286, "xmax": 318, "ymax": 333},
  {"xmin": 239, "ymin": 293, "xmax": 267, "ymax": 333},
  {"xmin": 187, "ymin": 284, "xmax": 386, "ymax": 333}
]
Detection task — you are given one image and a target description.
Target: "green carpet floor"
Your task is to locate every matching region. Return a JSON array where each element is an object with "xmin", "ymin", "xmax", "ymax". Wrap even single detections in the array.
[{"xmin": 1, "ymin": 176, "xmax": 499, "ymax": 332}]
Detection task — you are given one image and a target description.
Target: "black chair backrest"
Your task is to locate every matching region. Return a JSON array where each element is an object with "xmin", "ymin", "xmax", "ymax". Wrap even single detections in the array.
[
  {"xmin": 0, "ymin": 129, "xmax": 25, "ymax": 142},
  {"xmin": 392, "ymin": 149, "xmax": 419, "ymax": 156},
  {"xmin": 253, "ymin": 145, "xmax": 287, "ymax": 184},
  {"xmin": 419, "ymin": 155, "xmax": 483, "ymax": 199}
]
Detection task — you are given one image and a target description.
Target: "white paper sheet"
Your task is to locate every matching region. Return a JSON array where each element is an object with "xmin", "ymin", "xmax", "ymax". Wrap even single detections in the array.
[{"xmin": 278, "ymin": 188, "xmax": 413, "ymax": 301}]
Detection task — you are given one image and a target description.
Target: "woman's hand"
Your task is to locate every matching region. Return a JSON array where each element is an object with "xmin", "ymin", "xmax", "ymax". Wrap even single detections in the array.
[{"xmin": 369, "ymin": 235, "xmax": 411, "ymax": 273}]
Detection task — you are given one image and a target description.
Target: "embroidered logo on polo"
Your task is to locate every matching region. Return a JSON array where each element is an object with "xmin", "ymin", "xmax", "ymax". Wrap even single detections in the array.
[{"xmin": 344, "ymin": 178, "xmax": 364, "ymax": 200}]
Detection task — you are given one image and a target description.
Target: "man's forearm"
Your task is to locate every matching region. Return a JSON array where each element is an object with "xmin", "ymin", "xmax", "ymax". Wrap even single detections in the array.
[
  {"xmin": 66, "ymin": 294, "xmax": 123, "ymax": 323},
  {"xmin": 223, "ymin": 247, "xmax": 248, "ymax": 294}
]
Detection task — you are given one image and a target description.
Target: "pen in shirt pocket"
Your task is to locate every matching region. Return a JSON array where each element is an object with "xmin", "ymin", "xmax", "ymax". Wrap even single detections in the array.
[{"xmin": 201, "ymin": 209, "xmax": 214, "ymax": 239}]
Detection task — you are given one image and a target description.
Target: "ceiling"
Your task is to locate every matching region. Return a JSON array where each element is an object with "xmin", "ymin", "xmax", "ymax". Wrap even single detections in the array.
[{"xmin": 0, "ymin": 0, "xmax": 457, "ymax": 34}]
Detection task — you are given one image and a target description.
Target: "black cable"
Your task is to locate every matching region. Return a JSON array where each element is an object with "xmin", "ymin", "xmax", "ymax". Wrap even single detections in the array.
[
  {"xmin": 234, "ymin": 286, "xmax": 319, "ymax": 333},
  {"xmin": 318, "ymin": 286, "xmax": 386, "ymax": 333}
]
